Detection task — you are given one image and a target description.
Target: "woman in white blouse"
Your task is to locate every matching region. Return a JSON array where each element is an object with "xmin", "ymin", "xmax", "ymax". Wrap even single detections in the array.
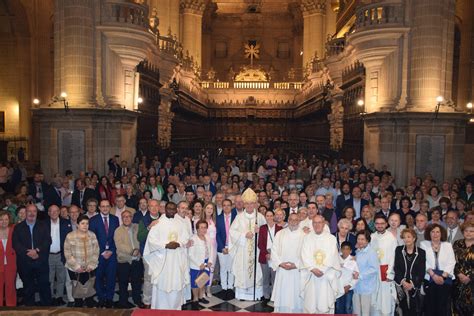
[
  {"xmin": 188, "ymin": 220, "xmax": 213, "ymax": 308},
  {"xmin": 420, "ymin": 223, "xmax": 456, "ymax": 316}
]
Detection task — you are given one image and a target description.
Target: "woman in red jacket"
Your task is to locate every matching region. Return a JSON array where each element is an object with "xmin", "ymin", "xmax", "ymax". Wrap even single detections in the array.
[
  {"xmin": 258, "ymin": 209, "xmax": 282, "ymax": 301},
  {"xmin": 0, "ymin": 210, "xmax": 16, "ymax": 306}
]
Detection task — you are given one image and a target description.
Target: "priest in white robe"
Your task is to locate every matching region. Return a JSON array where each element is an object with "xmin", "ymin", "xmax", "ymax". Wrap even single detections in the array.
[
  {"xmin": 229, "ymin": 188, "xmax": 266, "ymax": 301},
  {"xmin": 176, "ymin": 201, "xmax": 193, "ymax": 301},
  {"xmin": 301, "ymin": 215, "xmax": 343, "ymax": 314},
  {"xmin": 143, "ymin": 202, "xmax": 189, "ymax": 310},
  {"xmin": 270, "ymin": 213, "xmax": 305, "ymax": 313},
  {"xmin": 370, "ymin": 214, "xmax": 397, "ymax": 316}
]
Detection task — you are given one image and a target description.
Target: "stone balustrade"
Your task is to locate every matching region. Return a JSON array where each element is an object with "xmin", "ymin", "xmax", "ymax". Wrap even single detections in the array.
[
  {"xmin": 157, "ymin": 35, "xmax": 182, "ymax": 57},
  {"xmin": 326, "ymin": 37, "xmax": 345, "ymax": 57},
  {"xmin": 102, "ymin": 0, "xmax": 149, "ymax": 29},
  {"xmin": 354, "ymin": 3, "xmax": 404, "ymax": 30},
  {"xmin": 200, "ymin": 81, "xmax": 303, "ymax": 90}
]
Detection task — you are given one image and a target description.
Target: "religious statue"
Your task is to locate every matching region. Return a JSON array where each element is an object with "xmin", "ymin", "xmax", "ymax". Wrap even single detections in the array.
[
  {"xmin": 268, "ymin": 66, "xmax": 276, "ymax": 82},
  {"xmin": 227, "ymin": 66, "xmax": 236, "ymax": 81},
  {"xmin": 149, "ymin": 8, "xmax": 159, "ymax": 34},
  {"xmin": 207, "ymin": 67, "xmax": 217, "ymax": 81},
  {"xmin": 288, "ymin": 68, "xmax": 296, "ymax": 81}
]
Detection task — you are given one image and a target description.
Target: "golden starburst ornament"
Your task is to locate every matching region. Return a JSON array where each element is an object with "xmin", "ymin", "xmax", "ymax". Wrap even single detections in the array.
[{"xmin": 244, "ymin": 43, "xmax": 260, "ymax": 66}]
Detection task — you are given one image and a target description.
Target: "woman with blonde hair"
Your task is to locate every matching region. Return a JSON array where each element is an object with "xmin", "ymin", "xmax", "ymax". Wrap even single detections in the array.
[{"xmin": 201, "ymin": 202, "xmax": 217, "ymax": 296}]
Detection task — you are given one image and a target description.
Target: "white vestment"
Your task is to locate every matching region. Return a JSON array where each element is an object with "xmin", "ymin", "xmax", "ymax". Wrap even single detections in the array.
[
  {"xmin": 300, "ymin": 231, "xmax": 343, "ymax": 314},
  {"xmin": 270, "ymin": 226, "xmax": 305, "ymax": 313},
  {"xmin": 143, "ymin": 216, "xmax": 189, "ymax": 310},
  {"xmin": 176, "ymin": 215, "xmax": 192, "ymax": 301},
  {"xmin": 229, "ymin": 210, "xmax": 266, "ymax": 300},
  {"xmin": 370, "ymin": 231, "xmax": 397, "ymax": 316}
]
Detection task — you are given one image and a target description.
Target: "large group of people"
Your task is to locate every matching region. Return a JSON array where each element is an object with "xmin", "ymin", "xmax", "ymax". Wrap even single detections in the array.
[{"xmin": 0, "ymin": 152, "xmax": 473, "ymax": 315}]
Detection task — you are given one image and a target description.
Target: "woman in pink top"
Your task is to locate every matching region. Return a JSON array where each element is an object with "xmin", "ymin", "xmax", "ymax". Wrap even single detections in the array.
[{"xmin": 201, "ymin": 202, "xmax": 217, "ymax": 296}]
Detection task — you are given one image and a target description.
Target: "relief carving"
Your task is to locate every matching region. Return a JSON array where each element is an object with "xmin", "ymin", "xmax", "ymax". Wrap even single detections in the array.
[{"xmin": 328, "ymin": 99, "xmax": 344, "ymax": 151}]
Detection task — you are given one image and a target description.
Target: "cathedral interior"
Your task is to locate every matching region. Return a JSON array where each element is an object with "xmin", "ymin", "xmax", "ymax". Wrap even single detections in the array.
[{"xmin": 0, "ymin": 0, "xmax": 473, "ymax": 185}]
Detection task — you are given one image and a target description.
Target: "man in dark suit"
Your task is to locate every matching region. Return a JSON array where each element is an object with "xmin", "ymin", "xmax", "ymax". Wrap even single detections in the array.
[
  {"xmin": 376, "ymin": 197, "xmax": 393, "ymax": 219},
  {"xmin": 27, "ymin": 172, "xmax": 49, "ymax": 204},
  {"xmin": 202, "ymin": 175, "xmax": 217, "ymax": 196},
  {"xmin": 27, "ymin": 172, "xmax": 50, "ymax": 220},
  {"xmin": 43, "ymin": 177, "xmax": 63, "ymax": 210},
  {"xmin": 72, "ymin": 178, "xmax": 97, "ymax": 210},
  {"xmin": 216, "ymin": 199, "xmax": 237, "ymax": 298},
  {"xmin": 12, "ymin": 204, "xmax": 52, "ymax": 306},
  {"xmin": 46, "ymin": 204, "xmax": 72, "ymax": 305},
  {"xmin": 460, "ymin": 182, "xmax": 474, "ymax": 204},
  {"xmin": 345, "ymin": 186, "xmax": 369, "ymax": 219},
  {"xmin": 107, "ymin": 155, "xmax": 120, "ymax": 178},
  {"xmin": 88, "ymin": 199, "xmax": 119, "ymax": 308},
  {"xmin": 335, "ymin": 183, "xmax": 352, "ymax": 219},
  {"xmin": 287, "ymin": 192, "xmax": 300, "ymax": 219}
]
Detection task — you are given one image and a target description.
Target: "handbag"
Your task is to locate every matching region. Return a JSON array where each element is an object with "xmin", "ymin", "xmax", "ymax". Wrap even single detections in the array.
[
  {"xmin": 72, "ymin": 272, "xmax": 96, "ymax": 299},
  {"xmin": 195, "ymin": 270, "xmax": 210, "ymax": 289}
]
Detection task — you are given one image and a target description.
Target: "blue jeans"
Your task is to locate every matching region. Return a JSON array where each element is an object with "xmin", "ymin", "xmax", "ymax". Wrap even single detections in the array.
[{"xmin": 335, "ymin": 289, "xmax": 353, "ymax": 314}]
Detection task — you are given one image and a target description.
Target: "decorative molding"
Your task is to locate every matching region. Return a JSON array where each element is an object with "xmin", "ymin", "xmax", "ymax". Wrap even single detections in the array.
[
  {"xmin": 300, "ymin": 0, "xmax": 326, "ymax": 15},
  {"xmin": 180, "ymin": 0, "xmax": 207, "ymax": 14}
]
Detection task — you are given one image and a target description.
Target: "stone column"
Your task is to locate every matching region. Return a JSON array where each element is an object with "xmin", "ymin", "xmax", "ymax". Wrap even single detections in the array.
[
  {"xmin": 180, "ymin": 0, "xmax": 206, "ymax": 68},
  {"xmin": 158, "ymin": 88, "xmax": 176, "ymax": 149},
  {"xmin": 456, "ymin": 0, "xmax": 473, "ymax": 108},
  {"xmin": 149, "ymin": 0, "xmax": 181, "ymax": 38},
  {"xmin": 407, "ymin": 0, "xmax": 455, "ymax": 110},
  {"xmin": 301, "ymin": 0, "xmax": 326, "ymax": 68},
  {"xmin": 54, "ymin": 0, "xmax": 95, "ymax": 107}
]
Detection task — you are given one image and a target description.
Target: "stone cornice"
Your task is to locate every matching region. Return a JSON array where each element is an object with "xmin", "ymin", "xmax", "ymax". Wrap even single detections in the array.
[{"xmin": 300, "ymin": 0, "xmax": 326, "ymax": 15}]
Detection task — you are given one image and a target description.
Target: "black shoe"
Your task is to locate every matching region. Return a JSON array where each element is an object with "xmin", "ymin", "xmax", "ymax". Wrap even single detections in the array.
[
  {"xmin": 66, "ymin": 302, "xmax": 75, "ymax": 307},
  {"xmin": 85, "ymin": 297, "xmax": 97, "ymax": 308},
  {"xmin": 74, "ymin": 299, "xmax": 84, "ymax": 308},
  {"xmin": 191, "ymin": 301, "xmax": 201, "ymax": 310},
  {"xmin": 56, "ymin": 298, "xmax": 66, "ymax": 306},
  {"xmin": 117, "ymin": 302, "xmax": 136, "ymax": 309},
  {"xmin": 104, "ymin": 300, "xmax": 114, "ymax": 308},
  {"xmin": 199, "ymin": 298, "xmax": 210, "ymax": 304},
  {"xmin": 225, "ymin": 289, "xmax": 235, "ymax": 300},
  {"xmin": 135, "ymin": 301, "xmax": 145, "ymax": 309},
  {"xmin": 97, "ymin": 300, "xmax": 105, "ymax": 308}
]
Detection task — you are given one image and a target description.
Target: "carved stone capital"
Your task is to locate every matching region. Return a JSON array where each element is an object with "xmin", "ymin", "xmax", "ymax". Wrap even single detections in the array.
[
  {"xmin": 180, "ymin": 0, "xmax": 206, "ymax": 14},
  {"xmin": 301, "ymin": 0, "xmax": 326, "ymax": 15}
]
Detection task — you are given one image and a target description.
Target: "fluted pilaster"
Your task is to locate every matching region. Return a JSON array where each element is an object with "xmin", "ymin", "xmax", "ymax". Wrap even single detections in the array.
[
  {"xmin": 180, "ymin": 0, "xmax": 206, "ymax": 68},
  {"xmin": 301, "ymin": 0, "xmax": 326, "ymax": 67}
]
